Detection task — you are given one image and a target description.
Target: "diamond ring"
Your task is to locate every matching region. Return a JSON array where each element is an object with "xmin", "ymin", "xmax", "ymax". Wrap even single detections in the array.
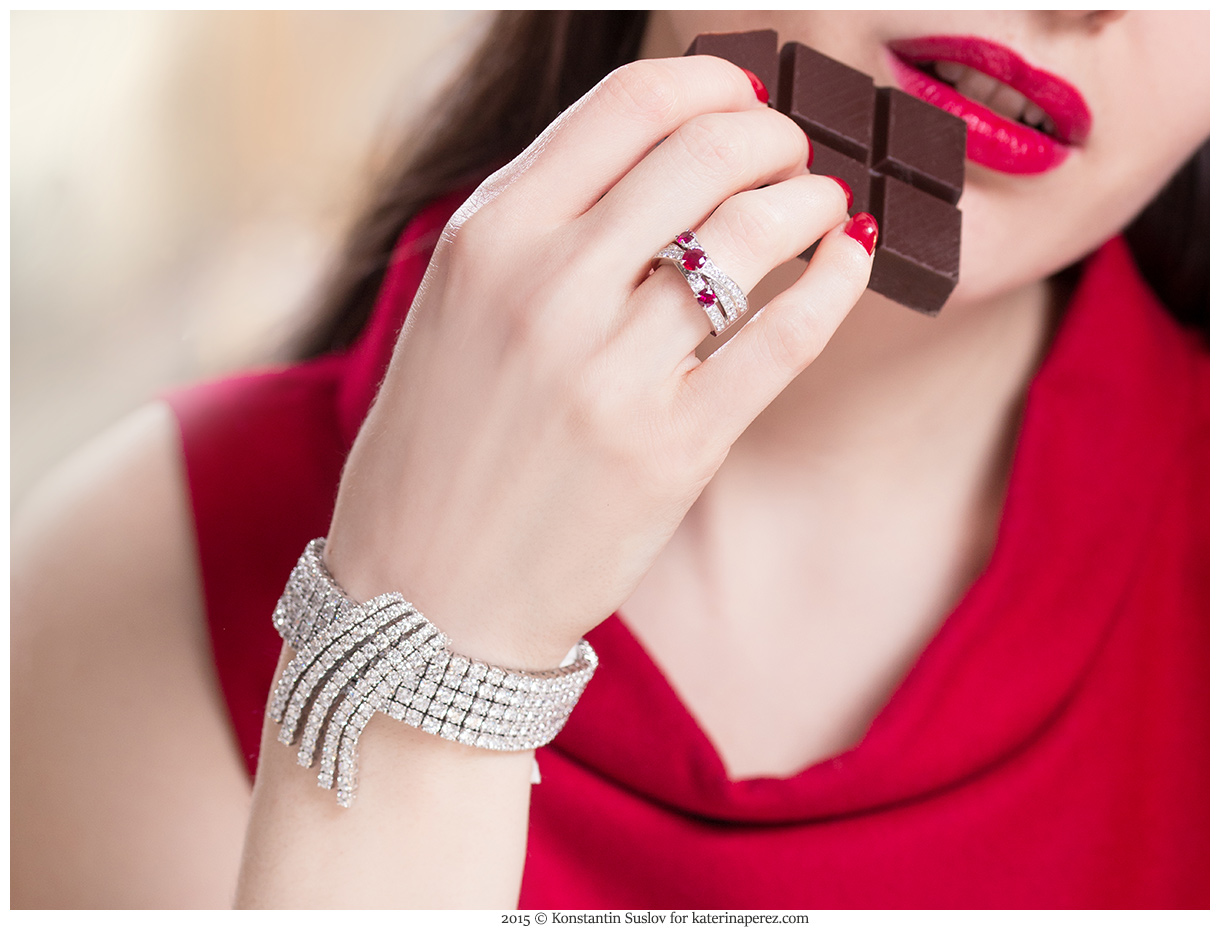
[{"xmin": 653, "ymin": 230, "xmax": 749, "ymax": 335}]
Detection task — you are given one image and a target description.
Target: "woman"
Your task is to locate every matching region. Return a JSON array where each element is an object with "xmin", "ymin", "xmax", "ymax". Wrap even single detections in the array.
[{"xmin": 12, "ymin": 10, "xmax": 1208, "ymax": 908}]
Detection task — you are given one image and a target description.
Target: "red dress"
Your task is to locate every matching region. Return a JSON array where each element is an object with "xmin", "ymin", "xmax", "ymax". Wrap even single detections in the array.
[{"xmin": 166, "ymin": 192, "xmax": 1208, "ymax": 908}]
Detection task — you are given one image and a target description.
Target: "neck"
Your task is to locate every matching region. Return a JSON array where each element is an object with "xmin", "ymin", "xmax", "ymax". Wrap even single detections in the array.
[
  {"xmin": 675, "ymin": 265, "xmax": 1062, "ymax": 629},
  {"xmin": 623, "ymin": 271, "xmax": 1064, "ymax": 776}
]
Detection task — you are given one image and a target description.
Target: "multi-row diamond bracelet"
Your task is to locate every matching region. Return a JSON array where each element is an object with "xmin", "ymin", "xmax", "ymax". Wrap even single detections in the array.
[{"xmin": 268, "ymin": 538, "xmax": 598, "ymax": 806}]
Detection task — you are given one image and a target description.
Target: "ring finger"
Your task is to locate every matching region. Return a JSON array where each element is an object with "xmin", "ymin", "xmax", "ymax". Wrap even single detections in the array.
[{"xmin": 616, "ymin": 172, "xmax": 852, "ymax": 372}]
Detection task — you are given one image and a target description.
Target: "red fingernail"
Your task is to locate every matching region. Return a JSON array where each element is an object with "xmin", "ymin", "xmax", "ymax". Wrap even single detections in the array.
[
  {"xmin": 806, "ymin": 137, "xmax": 815, "ymax": 169},
  {"xmin": 825, "ymin": 175, "xmax": 853, "ymax": 211},
  {"xmin": 844, "ymin": 212, "xmax": 879, "ymax": 256},
  {"xmin": 740, "ymin": 67, "xmax": 769, "ymax": 104}
]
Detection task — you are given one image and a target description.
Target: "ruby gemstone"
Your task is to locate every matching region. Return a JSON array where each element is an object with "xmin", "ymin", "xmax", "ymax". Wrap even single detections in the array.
[
  {"xmin": 676, "ymin": 231, "xmax": 695, "ymax": 246},
  {"xmin": 682, "ymin": 249, "xmax": 706, "ymax": 271},
  {"xmin": 696, "ymin": 288, "xmax": 716, "ymax": 307}
]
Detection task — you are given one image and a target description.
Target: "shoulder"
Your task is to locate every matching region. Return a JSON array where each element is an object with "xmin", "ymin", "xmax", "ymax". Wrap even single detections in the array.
[
  {"xmin": 14, "ymin": 403, "xmax": 203, "ymax": 643},
  {"xmin": 14, "ymin": 402, "xmax": 200, "ymax": 615},
  {"xmin": 12, "ymin": 402, "xmax": 250, "ymax": 906}
]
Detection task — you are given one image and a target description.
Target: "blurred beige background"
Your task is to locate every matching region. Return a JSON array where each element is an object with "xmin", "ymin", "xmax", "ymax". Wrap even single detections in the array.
[{"xmin": 12, "ymin": 10, "xmax": 484, "ymax": 505}]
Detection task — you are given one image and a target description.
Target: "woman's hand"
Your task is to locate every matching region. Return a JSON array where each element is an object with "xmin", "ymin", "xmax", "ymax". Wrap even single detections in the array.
[
  {"xmin": 237, "ymin": 53, "xmax": 875, "ymax": 908},
  {"xmin": 325, "ymin": 54, "xmax": 874, "ymax": 671}
]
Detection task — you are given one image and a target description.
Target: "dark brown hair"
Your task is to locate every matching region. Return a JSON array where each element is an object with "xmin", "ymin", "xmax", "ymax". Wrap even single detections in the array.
[
  {"xmin": 293, "ymin": 11, "xmax": 1207, "ymax": 359},
  {"xmin": 293, "ymin": 12, "xmax": 647, "ymax": 358}
]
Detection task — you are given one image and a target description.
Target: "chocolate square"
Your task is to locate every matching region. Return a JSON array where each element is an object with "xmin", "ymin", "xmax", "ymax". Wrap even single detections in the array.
[
  {"xmin": 872, "ymin": 88, "xmax": 967, "ymax": 205},
  {"xmin": 808, "ymin": 143, "xmax": 872, "ymax": 217},
  {"xmin": 869, "ymin": 175, "xmax": 961, "ymax": 315},
  {"xmin": 778, "ymin": 42, "xmax": 875, "ymax": 161},
  {"xmin": 797, "ymin": 142, "xmax": 872, "ymax": 261},
  {"xmin": 685, "ymin": 30, "xmax": 779, "ymax": 107}
]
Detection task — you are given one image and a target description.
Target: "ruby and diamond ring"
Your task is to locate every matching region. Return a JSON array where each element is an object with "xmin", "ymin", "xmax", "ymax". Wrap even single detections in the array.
[{"xmin": 653, "ymin": 230, "xmax": 748, "ymax": 336}]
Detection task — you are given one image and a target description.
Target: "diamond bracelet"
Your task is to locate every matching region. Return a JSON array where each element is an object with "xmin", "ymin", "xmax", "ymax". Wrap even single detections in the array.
[{"xmin": 267, "ymin": 538, "xmax": 598, "ymax": 806}]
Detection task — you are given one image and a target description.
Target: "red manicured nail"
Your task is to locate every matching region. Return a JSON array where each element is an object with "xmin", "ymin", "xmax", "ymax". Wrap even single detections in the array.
[
  {"xmin": 825, "ymin": 175, "xmax": 853, "ymax": 211},
  {"xmin": 844, "ymin": 212, "xmax": 879, "ymax": 256},
  {"xmin": 740, "ymin": 67, "xmax": 769, "ymax": 104},
  {"xmin": 806, "ymin": 137, "xmax": 815, "ymax": 169}
]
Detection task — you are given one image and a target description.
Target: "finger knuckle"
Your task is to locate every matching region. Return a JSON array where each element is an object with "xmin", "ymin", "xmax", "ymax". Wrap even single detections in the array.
[
  {"xmin": 445, "ymin": 206, "xmax": 497, "ymax": 266},
  {"xmin": 601, "ymin": 61, "xmax": 682, "ymax": 124},
  {"xmin": 674, "ymin": 115, "xmax": 747, "ymax": 181},
  {"xmin": 764, "ymin": 303, "xmax": 825, "ymax": 373},
  {"xmin": 720, "ymin": 196, "xmax": 783, "ymax": 263}
]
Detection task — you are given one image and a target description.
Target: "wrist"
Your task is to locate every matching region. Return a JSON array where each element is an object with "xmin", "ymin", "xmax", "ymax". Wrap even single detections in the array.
[
  {"xmin": 322, "ymin": 536, "xmax": 580, "ymax": 671},
  {"xmin": 270, "ymin": 538, "xmax": 597, "ymax": 806}
]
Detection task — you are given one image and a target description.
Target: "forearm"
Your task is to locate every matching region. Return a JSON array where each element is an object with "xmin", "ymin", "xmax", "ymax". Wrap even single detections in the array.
[{"xmin": 235, "ymin": 647, "xmax": 534, "ymax": 908}]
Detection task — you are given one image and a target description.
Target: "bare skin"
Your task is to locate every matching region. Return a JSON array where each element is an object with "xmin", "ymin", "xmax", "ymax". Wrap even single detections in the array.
[
  {"xmin": 12, "ymin": 403, "xmax": 250, "ymax": 907},
  {"xmin": 9, "ymin": 267, "xmax": 1047, "ymax": 907},
  {"xmin": 11, "ymin": 9, "xmax": 1208, "ymax": 908},
  {"xmin": 625, "ymin": 269, "xmax": 1057, "ymax": 779}
]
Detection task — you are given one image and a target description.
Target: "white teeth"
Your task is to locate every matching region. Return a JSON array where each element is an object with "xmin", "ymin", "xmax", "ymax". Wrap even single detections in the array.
[
  {"xmin": 989, "ymin": 84, "xmax": 1029, "ymax": 122},
  {"xmin": 954, "ymin": 67, "xmax": 1002, "ymax": 106},
  {"xmin": 932, "ymin": 60, "xmax": 967, "ymax": 84},
  {"xmin": 929, "ymin": 61, "xmax": 1059, "ymax": 137},
  {"xmin": 1021, "ymin": 101, "xmax": 1048, "ymax": 127},
  {"xmin": 1019, "ymin": 101, "xmax": 1057, "ymax": 136}
]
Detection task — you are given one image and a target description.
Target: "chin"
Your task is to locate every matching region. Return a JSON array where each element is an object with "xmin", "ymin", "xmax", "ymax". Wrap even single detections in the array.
[{"xmin": 947, "ymin": 189, "xmax": 1100, "ymax": 311}]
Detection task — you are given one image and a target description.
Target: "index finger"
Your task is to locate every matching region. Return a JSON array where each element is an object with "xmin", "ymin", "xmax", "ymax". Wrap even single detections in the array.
[{"xmin": 490, "ymin": 56, "xmax": 769, "ymax": 224}]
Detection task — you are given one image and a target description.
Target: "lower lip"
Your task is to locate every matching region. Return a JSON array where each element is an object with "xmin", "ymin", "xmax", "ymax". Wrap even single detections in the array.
[{"xmin": 886, "ymin": 52, "xmax": 1069, "ymax": 175}]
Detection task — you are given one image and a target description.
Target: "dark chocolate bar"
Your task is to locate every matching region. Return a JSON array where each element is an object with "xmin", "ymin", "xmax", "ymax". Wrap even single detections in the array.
[
  {"xmin": 686, "ymin": 29, "xmax": 781, "ymax": 110},
  {"xmin": 778, "ymin": 40, "xmax": 874, "ymax": 161},
  {"xmin": 686, "ymin": 31, "xmax": 967, "ymax": 316},
  {"xmin": 868, "ymin": 176, "xmax": 962, "ymax": 314},
  {"xmin": 872, "ymin": 88, "xmax": 965, "ymax": 204}
]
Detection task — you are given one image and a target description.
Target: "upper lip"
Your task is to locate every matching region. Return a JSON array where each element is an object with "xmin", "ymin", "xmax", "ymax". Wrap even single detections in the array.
[{"xmin": 887, "ymin": 35, "xmax": 1092, "ymax": 146}]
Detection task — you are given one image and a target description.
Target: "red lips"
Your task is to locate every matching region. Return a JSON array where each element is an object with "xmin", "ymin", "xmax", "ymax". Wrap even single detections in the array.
[{"xmin": 887, "ymin": 35, "xmax": 1093, "ymax": 175}]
